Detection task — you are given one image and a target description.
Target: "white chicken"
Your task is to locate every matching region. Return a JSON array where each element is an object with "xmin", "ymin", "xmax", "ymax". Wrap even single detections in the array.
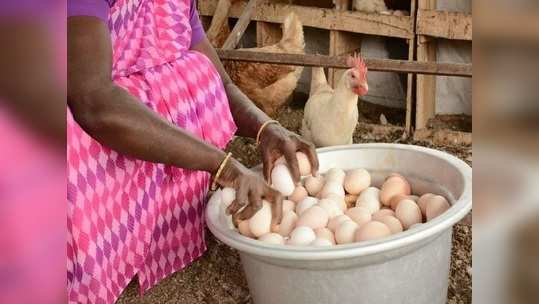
[
  {"xmin": 301, "ymin": 55, "xmax": 369, "ymax": 147},
  {"xmin": 353, "ymin": 0, "xmax": 389, "ymax": 14}
]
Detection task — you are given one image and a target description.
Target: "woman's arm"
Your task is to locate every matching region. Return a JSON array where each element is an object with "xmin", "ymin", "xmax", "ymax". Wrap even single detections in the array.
[
  {"xmin": 191, "ymin": 37, "xmax": 319, "ymax": 182},
  {"xmin": 68, "ymin": 16, "xmax": 282, "ymax": 223},
  {"xmin": 68, "ymin": 16, "xmax": 225, "ymax": 173}
]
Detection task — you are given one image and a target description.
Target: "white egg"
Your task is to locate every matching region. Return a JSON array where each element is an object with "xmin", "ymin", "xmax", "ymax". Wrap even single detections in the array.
[
  {"xmin": 310, "ymin": 238, "xmax": 333, "ymax": 247},
  {"xmin": 304, "ymin": 175, "xmax": 325, "ymax": 196},
  {"xmin": 289, "ymin": 186, "xmax": 308, "ymax": 203},
  {"xmin": 372, "ymin": 209, "xmax": 396, "ymax": 221},
  {"xmin": 282, "ymin": 199, "xmax": 295, "ymax": 214},
  {"xmin": 288, "ymin": 226, "xmax": 316, "ymax": 246},
  {"xmin": 375, "ymin": 216, "xmax": 403, "ymax": 234},
  {"xmin": 355, "ymin": 187, "xmax": 381, "ymax": 214},
  {"xmin": 258, "ymin": 233, "xmax": 285, "ymax": 245},
  {"xmin": 238, "ymin": 220, "xmax": 255, "ymax": 238},
  {"xmin": 248, "ymin": 200, "xmax": 272, "ymax": 237},
  {"xmin": 327, "ymin": 215, "xmax": 352, "ymax": 233},
  {"xmin": 314, "ymin": 227, "xmax": 336, "ymax": 244},
  {"xmin": 271, "ymin": 164, "xmax": 295, "ymax": 196},
  {"xmin": 296, "ymin": 152, "xmax": 312, "ymax": 176},
  {"xmin": 220, "ymin": 187, "xmax": 236, "ymax": 207},
  {"xmin": 296, "ymin": 205, "xmax": 329, "ymax": 230},
  {"xmin": 325, "ymin": 168, "xmax": 346, "ymax": 184},
  {"xmin": 326, "ymin": 193, "xmax": 348, "ymax": 211},
  {"xmin": 317, "ymin": 199, "xmax": 344, "ymax": 219},
  {"xmin": 296, "ymin": 196, "xmax": 318, "ymax": 216},
  {"xmin": 344, "ymin": 169, "xmax": 371, "ymax": 195},
  {"xmin": 278, "ymin": 211, "xmax": 298, "ymax": 237},
  {"xmin": 335, "ymin": 220, "xmax": 359, "ymax": 244},
  {"xmin": 355, "ymin": 221, "xmax": 391, "ymax": 242},
  {"xmin": 319, "ymin": 181, "xmax": 345, "ymax": 198}
]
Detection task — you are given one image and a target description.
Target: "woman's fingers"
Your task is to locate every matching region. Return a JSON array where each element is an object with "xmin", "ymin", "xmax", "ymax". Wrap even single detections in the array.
[
  {"xmin": 226, "ymin": 180, "xmax": 249, "ymax": 215},
  {"xmin": 283, "ymin": 143, "xmax": 301, "ymax": 184},
  {"xmin": 237, "ymin": 187, "xmax": 263, "ymax": 220},
  {"xmin": 299, "ymin": 140, "xmax": 319, "ymax": 176},
  {"xmin": 264, "ymin": 186, "xmax": 283, "ymax": 225},
  {"xmin": 262, "ymin": 152, "xmax": 274, "ymax": 183}
]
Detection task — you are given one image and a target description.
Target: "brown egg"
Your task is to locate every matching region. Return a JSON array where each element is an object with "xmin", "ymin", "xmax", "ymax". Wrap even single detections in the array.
[
  {"xmin": 389, "ymin": 194, "xmax": 418, "ymax": 210},
  {"xmin": 327, "ymin": 215, "xmax": 352, "ymax": 233},
  {"xmin": 278, "ymin": 211, "xmax": 298, "ymax": 237},
  {"xmin": 380, "ymin": 174, "xmax": 412, "ymax": 206},
  {"xmin": 282, "ymin": 199, "xmax": 296, "ymax": 214},
  {"xmin": 372, "ymin": 209, "xmax": 396, "ymax": 221},
  {"xmin": 325, "ymin": 168, "xmax": 346, "ymax": 184},
  {"xmin": 304, "ymin": 175, "xmax": 325, "ymax": 196},
  {"xmin": 345, "ymin": 206, "xmax": 372, "ymax": 226},
  {"xmin": 388, "ymin": 173, "xmax": 412, "ymax": 194},
  {"xmin": 425, "ymin": 195, "xmax": 450, "ymax": 221},
  {"xmin": 344, "ymin": 168, "xmax": 371, "ymax": 195},
  {"xmin": 395, "ymin": 199, "xmax": 422, "ymax": 229},
  {"xmin": 376, "ymin": 216, "xmax": 403, "ymax": 234},
  {"xmin": 296, "ymin": 206, "xmax": 329, "ymax": 230},
  {"xmin": 417, "ymin": 193, "xmax": 436, "ymax": 216},
  {"xmin": 315, "ymin": 227, "xmax": 336, "ymax": 245},
  {"xmin": 335, "ymin": 220, "xmax": 359, "ymax": 244},
  {"xmin": 238, "ymin": 220, "xmax": 255, "ymax": 238},
  {"xmin": 296, "ymin": 152, "xmax": 312, "ymax": 176},
  {"xmin": 355, "ymin": 187, "xmax": 381, "ymax": 214},
  {"xmin": 289, "ymin": 186, "xmax": 308, "ymax": 203},
  {"xmin": 355, "ymin": 221, "xmax": 392, "ymax": 242}
]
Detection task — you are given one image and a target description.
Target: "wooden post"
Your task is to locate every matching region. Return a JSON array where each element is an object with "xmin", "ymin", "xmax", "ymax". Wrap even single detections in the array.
[
  {"xmin": 405, "ymin": 0, "xmax": 417, "ymax": 134},
  {"xmin": 415, "ymin": 0, "xmax": 437, "ymax": 130},
  {"xmin": 328, "ymin": 0, "xmax": 362, "ymax": 87},
  {"xmin": 222, "ymin": 0, "xmax": 259, "ymax": 50}
]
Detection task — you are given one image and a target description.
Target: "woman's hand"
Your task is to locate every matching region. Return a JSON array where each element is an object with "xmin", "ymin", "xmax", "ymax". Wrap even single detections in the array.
[
  {"xmin": 217, "ymin": 157, "xmax": 284, "ymax": 226},
  {"xmin": 258, "ymin": 123, "xmax": 319, "ymax": 184}
]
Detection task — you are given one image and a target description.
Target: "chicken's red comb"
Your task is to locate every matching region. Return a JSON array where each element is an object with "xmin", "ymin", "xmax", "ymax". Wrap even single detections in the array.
[{"xmin": 346, "ymin": 53, "xmax": 367, "ymax": 72}]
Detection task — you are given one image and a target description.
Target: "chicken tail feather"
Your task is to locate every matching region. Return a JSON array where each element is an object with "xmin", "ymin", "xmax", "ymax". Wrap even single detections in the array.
[{"xmin": 310, "ymin": 67, "xmax": 328, "ymax": 96}]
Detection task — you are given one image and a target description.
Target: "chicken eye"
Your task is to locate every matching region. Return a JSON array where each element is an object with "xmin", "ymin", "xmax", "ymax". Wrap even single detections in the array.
[{"xmin": 351, "ymin": 74, "xmax": 356, "ymax": 79}]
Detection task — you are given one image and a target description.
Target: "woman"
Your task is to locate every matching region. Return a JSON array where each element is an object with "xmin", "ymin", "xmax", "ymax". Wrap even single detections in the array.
[{"xmin": 67, "ymin": 0, "xmax": 318, "ymax": 303}]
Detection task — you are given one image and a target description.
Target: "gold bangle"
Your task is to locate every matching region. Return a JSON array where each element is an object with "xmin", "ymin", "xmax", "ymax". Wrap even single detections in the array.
[
  {"xmin": 256, "ymin": 120, "xmax": 279, "ymax": 146},
  {"xmin": 211, "ymin": 152, "xmax": 232, "ymax": 191}
]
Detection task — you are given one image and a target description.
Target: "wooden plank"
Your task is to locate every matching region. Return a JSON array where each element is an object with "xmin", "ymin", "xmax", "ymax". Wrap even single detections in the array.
[
  {"xmin": 216, "ymin": 50, "xmax": 473, "ymax": 77},
  {"xmin": 417, "ymin": 9, "xmax": 472, "ymax": 40},
  {"xmin": 415, "ymin": 0, "xmax": 437, "ymax": 130},
  {"xmin": 199, "ymin": 0, "xmax": 413, "ymax": 39},
  {"xmin": 222, "ymin": 0, "xmax": 258, "ymax": 50},
  {"xmin": 414, "ymin": 128, "xmax": 472, "ymax": 146},
  {"xmin": 405, "ymin": 0, "xmax": 417, "ymax": 134}
]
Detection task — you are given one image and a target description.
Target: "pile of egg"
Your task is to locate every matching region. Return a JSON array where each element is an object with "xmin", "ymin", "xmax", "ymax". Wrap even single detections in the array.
[{"xmin": 219, "ymin": 152, "xmax": 451, "ymax": 247}]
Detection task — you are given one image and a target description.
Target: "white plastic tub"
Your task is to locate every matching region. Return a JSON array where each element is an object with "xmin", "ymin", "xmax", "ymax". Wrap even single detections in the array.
[{"xmin": 206, "ymin": 144, "xmax": 472, "ymax": 304}]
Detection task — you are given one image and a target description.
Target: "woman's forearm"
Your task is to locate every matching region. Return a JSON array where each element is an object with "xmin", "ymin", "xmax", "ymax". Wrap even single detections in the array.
[{"xmin": 69, "ymin": 82, "xmax": 225, "ymax": 173}]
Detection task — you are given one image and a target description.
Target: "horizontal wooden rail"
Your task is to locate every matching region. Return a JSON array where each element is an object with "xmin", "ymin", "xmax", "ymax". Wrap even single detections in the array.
[
  {"xmin": 217, "ymin": 50, "xmax": 473, "ymax": 77},
  {"xmin": 200, "ymin": 0, "xmax": 413, "ymax": 39},
  {"xmin": 417, "ymin": 9, "xmax": 472, "ymax": 40}
]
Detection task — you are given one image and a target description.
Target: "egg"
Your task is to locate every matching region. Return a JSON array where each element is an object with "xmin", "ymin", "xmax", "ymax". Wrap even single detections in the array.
[
  {"xmin": 282, "ymin": 199, "xmax": 296, "ymax": 214},
  {"xmin": 296, "ymin": 152, "xmax": 312, "ymax": 176},
  {"xmin": 274, "ymin": 156, "xmax": 287, "ymax": 166},
  {"xmin": 380, "ymin": 174, "xmax": 412, "ymax": 206},
  {"xmin": 319, "ymin": 180, "xmax": 345, "ymax": 198},
  {"xmin": 296, "ymin": 205, "xmax": 329, "ymax": 230},
  {"xmin": 409, "ymin": 223, "xmax": 424, "ymax": 230},
  {"xmin": 327, "ymin": 193, "xmax": 348, "ymax": 211},
  {"xmin": 376, "ymin": 216, "xmax": 403, "ymax": 234},
  {"xmin": 258, "ymin": 233, "xmax": 285, "ymax": 245},
  {"xmin": 220, "ymin": 187, "xmax": 236, "ymax": 207},
  {"xmin": 314, "ymin": 227, "xmax": 336, "ymax": 245},
  {"xmin": 388, "ymin": 173, "xmax": 412, "ymax": 194},
  {"xmin": 425, "ymin": 195, "xmax": 450, "ymax": 221},
  {"xmin": 395, "ymin": 199, "xmax": 422, "ymax": 229},
  {"xmin": 296, "ymin": 196, "xmax": 318, "ymax": 216},
  {"xmin": 371, "ymin": 209, "xmax": 396, "ymax": 221},
  {"xmin": 238, "ymin": 220, "xmax": 255, "ymax": 238},
  {"xmin": 289, "ymin": 186, "xmax": 308, "ymax": 203},
  {"xmin": 327, "ymin": 214, "xmax": 351, "ymax": 233},
  {"xmin": 288, "ymin": 226, "xmax": 316, "ymax": 246},
  {"xmin": 344, "ymin": 168, "xmax": 371, "ymax": 195},
  {"xmin": 417, "ymin": 193, "xmax": 436, "ymax": 215},
  {"xmin": 389, "ymin": 194, "xmax": 419, "ymax": 210},
  {"xmin": 278, "ymin": 211, "xmax": 298, "ymax": 237},
  {"xmin": 271, "ymin": 164, "xmax": 295, "ymax": 196},
  {"xmin": 325, "ymin": 168, "xmax": 346, "ymax": 184},
  {"xmin": 248, "ymin": 200, "xmax": 273, "ymax": 237},
  {"xmin": 335, "ymin": 220, "xmax": 359, "ymax": 244},
  {"xmin": 355, "ymin": 221, "xmax": 392, "ymax": 242},
  {"xmin": 345, "ymin": 206, "xmax": 372, "ymax": 226},
  {"xmin": 317, "ymin": 199, "xmax": 344, "ymax": 219},
  {"xmin": 355, "ymin": 187, "xmax": 381, "ymax": 214},
  {"xmin": 310, "ymin": 238, "xmax": 334, "ymax": 247},
  {"xmin": 304, "ymin": 175, "xmax": 325, "ymax": 196}
]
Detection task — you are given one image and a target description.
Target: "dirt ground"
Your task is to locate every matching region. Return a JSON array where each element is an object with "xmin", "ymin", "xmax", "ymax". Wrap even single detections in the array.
[{"xmin": 117, "ymin": 102, "xmax": 472, "ymax": 304}]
